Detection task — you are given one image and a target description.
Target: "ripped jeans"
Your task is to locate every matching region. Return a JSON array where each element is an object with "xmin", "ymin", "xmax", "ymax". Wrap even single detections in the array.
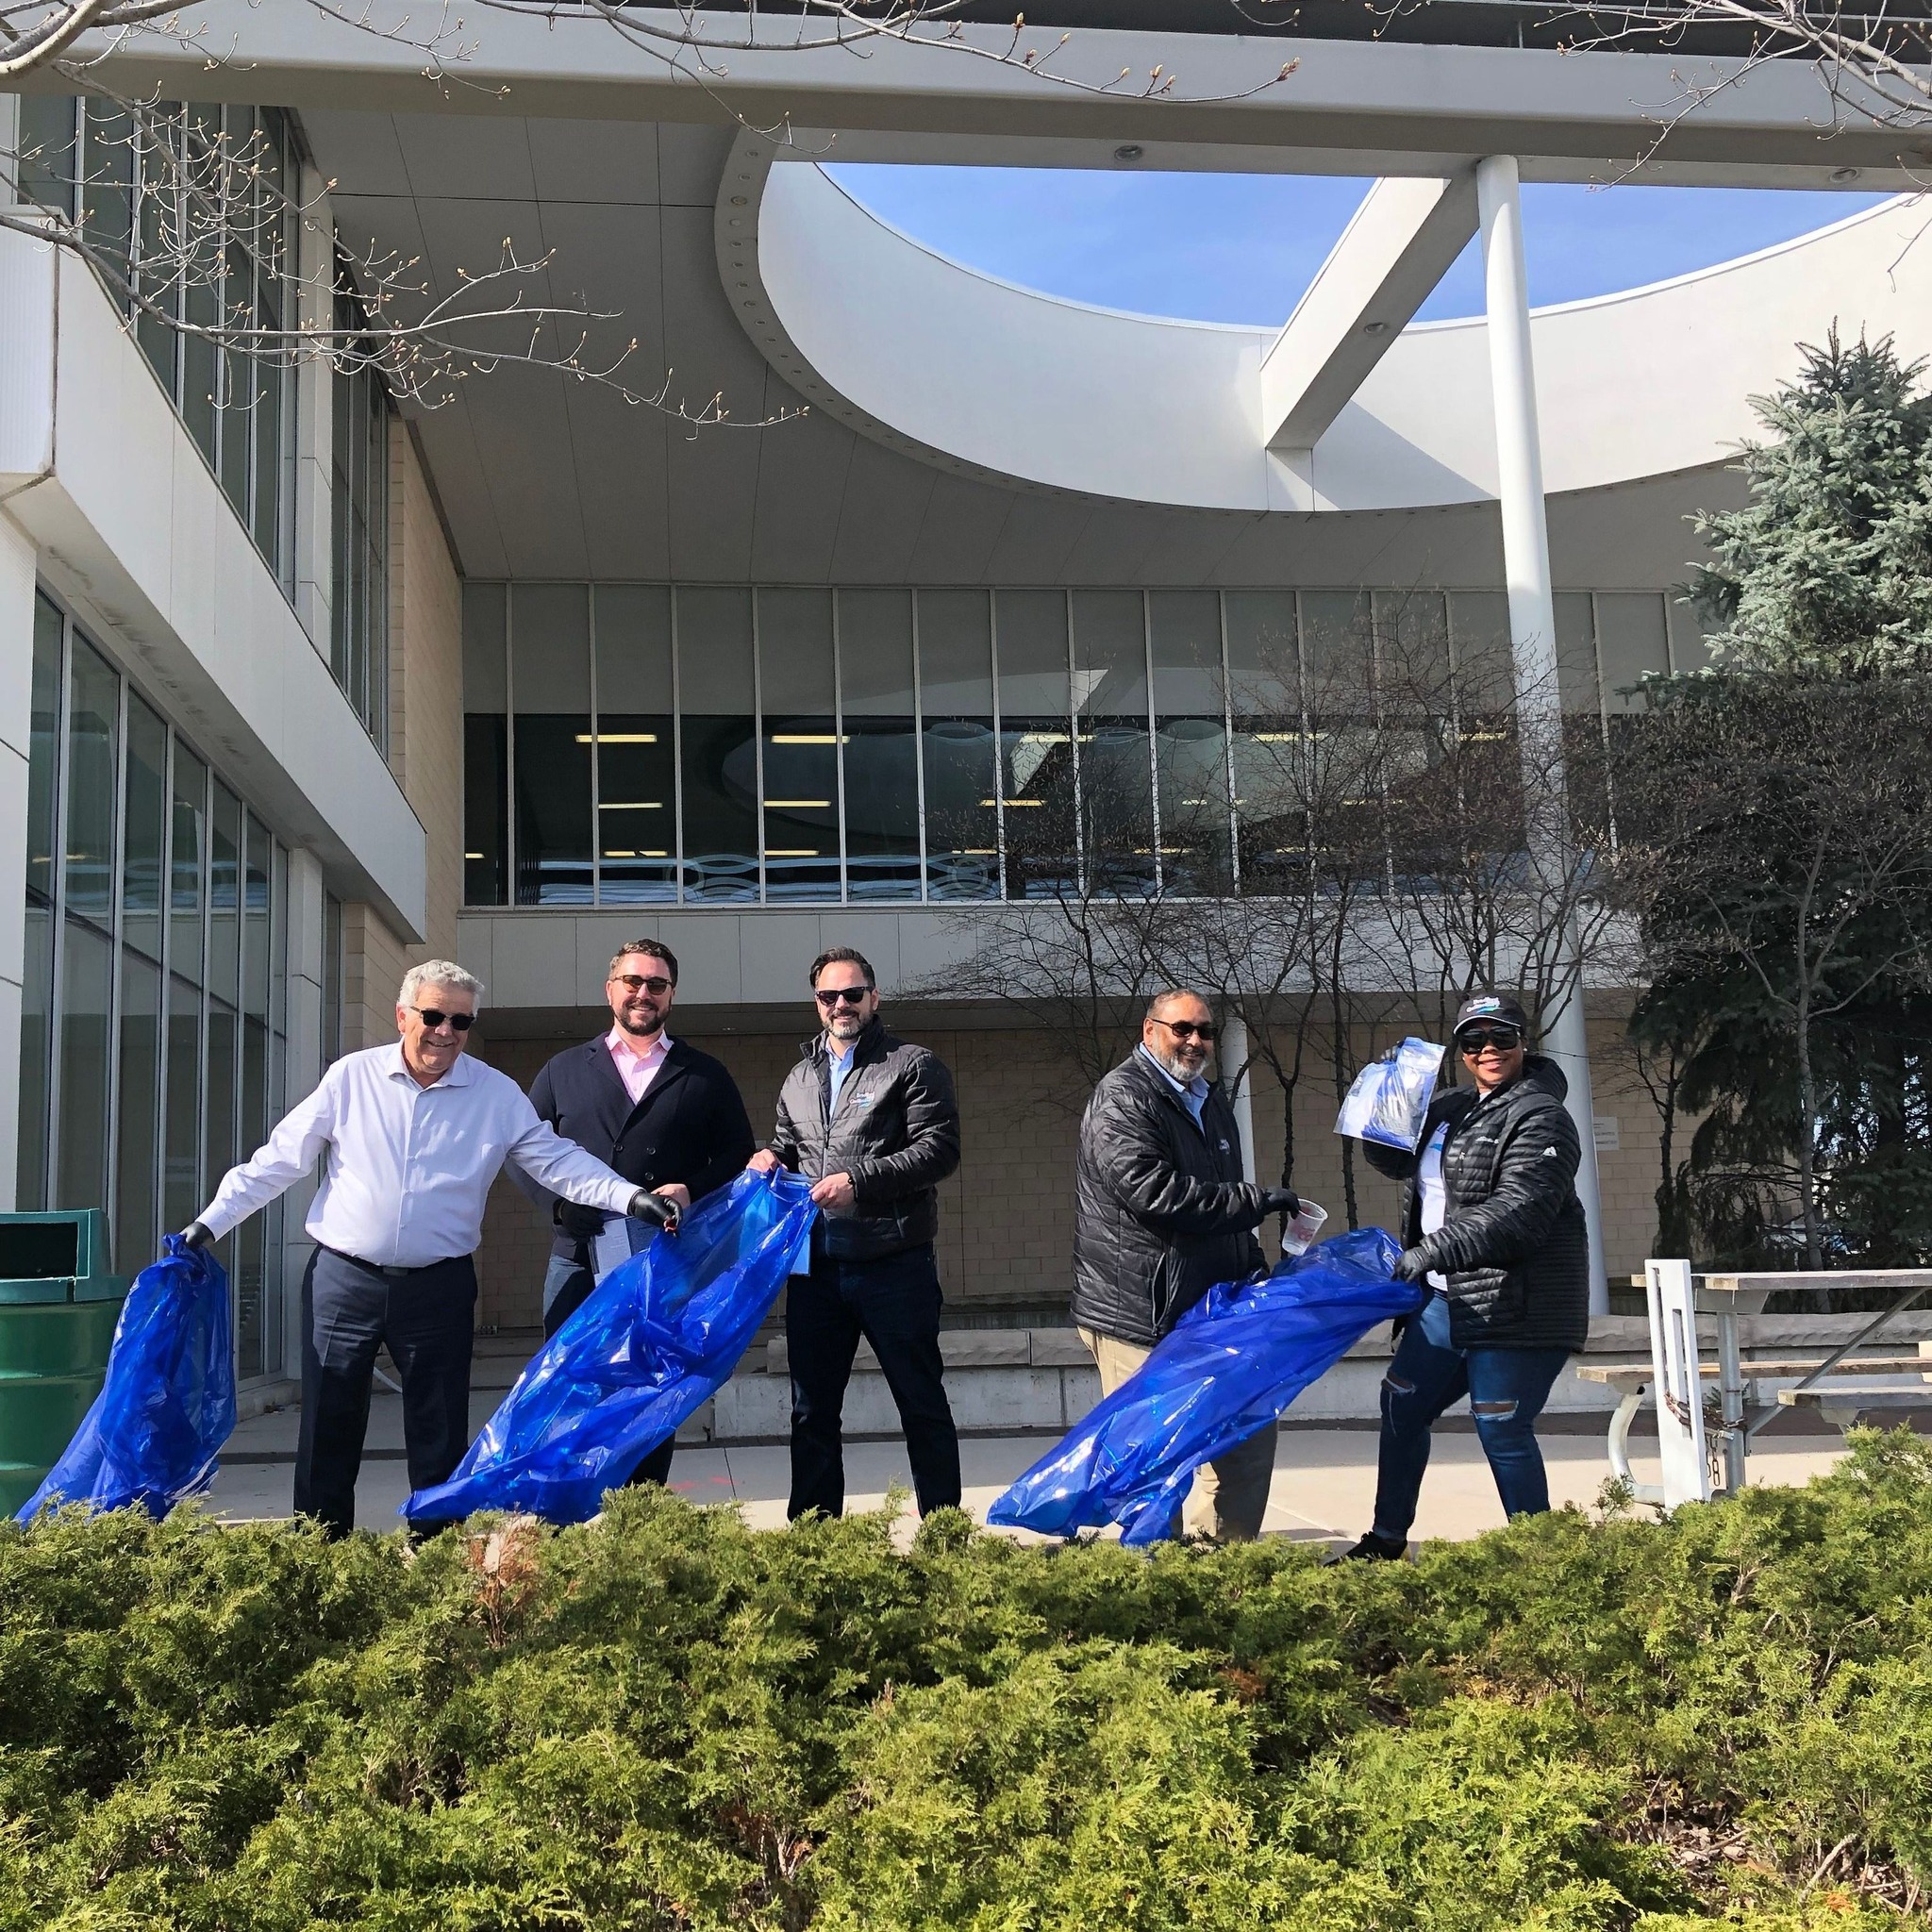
[{"xmin": 1370, "ymin": 1290, "xmax": 1571, "ymax": 1542}]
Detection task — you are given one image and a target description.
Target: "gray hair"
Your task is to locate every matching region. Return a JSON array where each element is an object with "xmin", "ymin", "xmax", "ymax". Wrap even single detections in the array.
[{"xmin": 399, "ymin": 959, "xmax": 485, "ymax": 1009}]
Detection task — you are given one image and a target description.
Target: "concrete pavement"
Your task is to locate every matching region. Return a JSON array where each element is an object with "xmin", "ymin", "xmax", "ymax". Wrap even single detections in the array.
[{"xmin": 205, "ymin": 1391, "xmax": 1857, "ymax": 1544}]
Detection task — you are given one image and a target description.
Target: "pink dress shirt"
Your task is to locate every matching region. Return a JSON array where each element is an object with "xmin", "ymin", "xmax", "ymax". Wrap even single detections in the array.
[{"xmin": 606, "ymin": 1025, "xmax": 672, "ymax": 1108}]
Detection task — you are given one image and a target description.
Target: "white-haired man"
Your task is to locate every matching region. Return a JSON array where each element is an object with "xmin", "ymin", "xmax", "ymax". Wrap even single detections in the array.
[{"xmin": 183, "ymin": 960, "xmax": 679, "ymax": 1536}]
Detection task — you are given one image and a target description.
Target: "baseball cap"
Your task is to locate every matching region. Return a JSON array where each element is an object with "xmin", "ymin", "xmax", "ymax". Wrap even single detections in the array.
[{"xmin": 1452, "ymin": 992, "xmax": 1529, "ymax": 1038}]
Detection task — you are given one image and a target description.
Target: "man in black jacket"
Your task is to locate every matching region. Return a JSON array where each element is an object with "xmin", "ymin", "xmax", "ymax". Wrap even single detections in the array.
[
  {"xmin": 747, "ymin": 946, "xmax": 962, "ymax": 1522},
  {"xmin": 1071, "ymin": 989, "xmax": 1299, "ymax": 1541},
  {"xmin": 526, "ymin": 939, "xmax": 754, "ymax": 1484},
  {"xmin": 1344, "ymin": 991, "xmax": 1590, "ymax": 1559}
]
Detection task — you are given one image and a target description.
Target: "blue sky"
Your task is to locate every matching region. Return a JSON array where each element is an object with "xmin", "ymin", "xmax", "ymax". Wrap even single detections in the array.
[{"xmin": 825, "ymin": 166, "xmax": 1889, "ymax": 325}]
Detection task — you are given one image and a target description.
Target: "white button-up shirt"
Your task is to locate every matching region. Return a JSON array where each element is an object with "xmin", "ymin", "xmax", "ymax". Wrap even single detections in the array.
[{"xmin": 198, "ymin": 1042, "xmax": 637, "ymax": 1269}]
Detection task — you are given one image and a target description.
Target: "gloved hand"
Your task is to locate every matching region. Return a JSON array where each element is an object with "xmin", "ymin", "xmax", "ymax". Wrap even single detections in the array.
[
  {"xmin": 555, "ymin": 1199, "xmax": 607, "ymax": 1241},
  {"xmin": 1391, "ymin": 1246, "xmax": 1432, "ymax": 1283},
  {"xmin": 1260, "ymin": 1187, "xmax": 1301, "ymax": 1218},
  {"xmin": 178, "ymin": 1222, "xmax": 213, "ymax": 1253},
  {"xmin": 628, "ymin": 1188, "xmax": 681, "ymax": 1234}
]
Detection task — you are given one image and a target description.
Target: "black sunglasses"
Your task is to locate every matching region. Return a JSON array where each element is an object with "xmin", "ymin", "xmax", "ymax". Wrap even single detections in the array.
[
  {"xmin": 1457, "ymin": 1026, "xmax": 1523, "ymax": 1054},
  {"xmin": 1155, "ymin": 1017, "xmax": 1218, "ymax": 1042},
  {"xmin": 409, "ymin": 1007, "xmax": 475, "ymax": 1034},
  {"xmin": 815, "ymin": 985, "xmax": 874, "ymax": 1007},
  {"xmin": 611, "ymin": 974, "xmax": 674, "ymax": 995}
]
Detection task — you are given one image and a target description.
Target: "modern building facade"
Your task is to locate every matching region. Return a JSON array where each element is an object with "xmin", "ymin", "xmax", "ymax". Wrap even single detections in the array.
[{"xmin": 6, "ymin": 2, "xmax": 1929, "ymax": 1391}]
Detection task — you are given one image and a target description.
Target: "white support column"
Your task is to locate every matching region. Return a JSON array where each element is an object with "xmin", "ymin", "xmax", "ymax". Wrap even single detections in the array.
[
  {"xmin": 1477, "ymin": 154, "xmax": 1610, "ymax": 1316},
  {"xmin": 1221, "ymin": 1013, "xmax": 1259, "ymax": 1186},
  {"xmin": 0, "ymin": 513, "xmax": 35, "ymax": 1210}
]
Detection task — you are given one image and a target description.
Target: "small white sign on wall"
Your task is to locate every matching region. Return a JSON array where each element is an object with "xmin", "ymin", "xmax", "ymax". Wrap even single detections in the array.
[{"xmin": 1592, "ymin": 1116, "xmax": 1621, "ymax": 1153}]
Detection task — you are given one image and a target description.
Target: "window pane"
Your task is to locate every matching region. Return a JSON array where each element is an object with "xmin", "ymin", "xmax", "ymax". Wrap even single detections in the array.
[
  {"xmin": 115, "ymin": 948, "xmax": 162, "ymax": 1273},
  {"xmin": 204, "ymin": 998, "xmax": 237, "ymax": 1219},
  {"xmin": 1446, "ymin": 591, "xmax": 1517, "ymax": 716},
  {"xmin": 676, "ymin": 587, "xmax": 758, "ymax": 903},
  {"xmin": 917, "ymin": 590, "xmax": 997, "ymax": 901},
  {"xmin": 243, "ymin": 813, "xmax": 271, "ymax": 1021},
  {"xmin": 1072, "ymin": 590, "xmax": 1154, "ymax": 895},
  {"xmin": 464, "ymin": 714, "xmax": 508, "ymax": 907},
  {"xmin": 1150, "ymin": 591, "xmax": 1231, "ymax": 896},
  {"xmin": 1224, "ymin": 591, "xmax": 1303, "ymax": 896},
  {"xmin": 511, "ymin": 584, "xmax": 592, "ymax": 905},
  {"xmin": 123, "ymin": 693, "xmax": 168, "ymax": 962},
  {"xmin": 840, "ymin": 590, "xmax": 920, "ymax": 902},
  {"xmin": 1555, "ymin": 591, "xmax": 1600, "ymax": 716},
  {"xmin": 994, "ymin": 591, "xmax": 1077, "ymax": 899},
  {"xmin": 322, "ymin": 894, "xmax": 342, "ymax": 1067},
  {"xmin": 236, "ymin": 1011, "xmax": 268, "ymax": 1378},
  {"xmin": 171, "ymin": 746, "xmax": 207, "ymax": 985},
  {"xmin": 593, "ymin": 586, "xmax": 675, "ymax": 904},
  {"xmin": 1595, "ymin": 592, "xmax": 1670, "ymax": 712},
  {"xmin": 208, "ymin": 782, "xmax": 242, "ymax": 1005},
  {"xmin": 17, "ymin": 905, "xmax": 54, "ymax": 1212},
  {"xmin": 81, "ymin": 102, "xmax": 134, "ymax": 290},
  {"xmin": 64, "ymin": 637, "xmax": 119, "ymax": 924},
  {"xmin": 252, "ymin": 347, "xmax": 282, "ymax": 562},
  {"xmin": 17, "ymin": 93, "xmax": 77, "ymax": 217},
  {"xmin": 135, "ymin": 110, "xmax": 180, "ymax": 386},
  {"xmin": 163, "ymin": 975, "xmax": 203, "ymax": 1230},
  {"xmin": 220, "ymin": 327, "xmax": 253, "ymax": 519},
  {"xmin": 270, "ymin": 843, "xmax": 288, "ymax": 1038},
  {"xmin": 18, "ymin": 603, "xmax": 63, "ymax": 1210},
  {"xmin": 758, "ymin": 589, "xmax": 840, "ymax": 903},
  {"xmin": 54, "ymin": 918, "xmax": 112, "ymax": 1213}
]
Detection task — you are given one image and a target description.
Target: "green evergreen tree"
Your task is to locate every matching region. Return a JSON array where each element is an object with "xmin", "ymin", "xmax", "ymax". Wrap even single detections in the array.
[{"xmin": 1690, "ymin": 328, "xmax": 1932, "ymax": 677}]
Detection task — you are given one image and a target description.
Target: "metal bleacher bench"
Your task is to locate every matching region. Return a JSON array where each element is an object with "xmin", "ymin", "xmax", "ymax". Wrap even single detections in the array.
[{"xmin": 1583, "ymin": 1267, "xmax": 1932, "ymax": 1508}]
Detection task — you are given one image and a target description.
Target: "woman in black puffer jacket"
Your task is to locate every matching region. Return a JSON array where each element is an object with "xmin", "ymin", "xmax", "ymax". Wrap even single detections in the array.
[{"xmin": 1343, "ymin": 992, "xmax": 1590, "ymax": 1560}]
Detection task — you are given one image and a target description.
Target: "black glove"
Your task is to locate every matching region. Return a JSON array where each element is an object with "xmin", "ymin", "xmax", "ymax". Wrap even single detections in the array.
[
  {"xmin": 1391, "ymin": 1246, "xmax": 1432, "ymax": 1283},
  {"xmin": 178, "ymin": 1222, "xmax": 213, "ymax": 1253},
  {"xmin": 628, "ymin": 1188, "xmax": 680, "ymax": 1233},
  {"xmin": 1261, "ymin": 1188, "xmax": 1301, "ymax": 1219},
  {"xmin": 554, "ymin": 1199, "xmax": 607, "ymax": 1241}
]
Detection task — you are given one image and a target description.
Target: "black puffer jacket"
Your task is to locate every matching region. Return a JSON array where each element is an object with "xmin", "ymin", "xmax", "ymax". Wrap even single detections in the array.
[
  {"xmin": 1071, "ymin": 1049, "xmax": 1271, "ymax": 1347},
  {"xmin": 1364, "ymin": 1054, "xmax": 1589, "ymax": 1352},
  {"xmin": 769, "ymin": 1019, "xmax": 961, "ymax": 1262}
]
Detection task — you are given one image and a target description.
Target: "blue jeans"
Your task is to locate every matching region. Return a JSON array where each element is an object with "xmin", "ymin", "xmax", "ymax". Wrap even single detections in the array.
[
  {"xmin": 1371, "ymin": 1291, "xmax": 1570, "ymax": 1542},
  {"xmin": 542, "ymin": 1253, "xmax": 674, "ymax": 1488}
]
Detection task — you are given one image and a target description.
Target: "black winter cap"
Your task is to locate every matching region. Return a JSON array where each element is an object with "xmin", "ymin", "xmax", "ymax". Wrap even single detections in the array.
[{"xmin": 1452, "ymin": 991, "xmax": 1529, "ymax": 1037}]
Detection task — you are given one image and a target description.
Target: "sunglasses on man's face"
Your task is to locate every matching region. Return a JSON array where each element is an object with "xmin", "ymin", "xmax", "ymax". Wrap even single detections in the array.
[
  {"xmin": 815, "ymin": 984, "xmax": 874, "ymax": 1008},
  {"xmin": 1458, "ymin": 1026, "xmax": 1523, "ymax": 1054},
  {"xmin": 611, "ymin": 974, "xmax": 674, "ymax": 996},
  {"xmin": 409, "ymin": 1007, "xmax": 475, "ymax": 1034},
  {"xmin": 1155, "ymin": 1017, "xmax": 1218, "ymax": 1043}
]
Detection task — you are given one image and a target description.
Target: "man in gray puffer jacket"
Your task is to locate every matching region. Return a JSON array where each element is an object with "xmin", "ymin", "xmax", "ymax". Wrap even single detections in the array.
[
  {"xmin": 1070, "ymin": 988, "xmax": 1300, "ymax": 1541},
  {"xmin": 1344, "ymin": 991, "xmax": 1589, "ymax": 1560},
  {"xmin": 749, "ymin": 947, "xmax": 962, "ymax": 1522}
]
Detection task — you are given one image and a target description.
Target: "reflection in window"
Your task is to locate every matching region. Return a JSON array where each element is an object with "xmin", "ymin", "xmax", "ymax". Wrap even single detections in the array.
[
  {"xmin": 840, "ymin": 590, "xmax": 922, "ymax": 902},
  {"xmin": 678, "ymin": 589, "xmax": 758, "ymax": 903},
  {"xmin": 512, "ymin": 585, "xmax": 592, "ymax": 906},
  {"xmin": 1150, "ymin": 591, "xmax": 1231, "ymax": 897},
  {"xmin": 15, "ymin": 594, "xmax": 288, "ymax": 1352},
  {"xmin": 917, "ymin": 591, "xmax": 998, "ymax": 900},
  {"xmin": 1224, "ymin": 591, "xmax": 1302, "ymax": 896},
  {"xmin": 1072, "ymin": 591, "xmax": 1156, "ymax": 896},
  {"xmin": 758, "ymin": 590, "xmax": 841, "ymax": 903},
  {"xmin": 594, "ymin": 585, "xmax": 676, "ymax": 905},
  {"xmin": 995, "ymin": 591, "xmax": 1078, "ymax": 900}
]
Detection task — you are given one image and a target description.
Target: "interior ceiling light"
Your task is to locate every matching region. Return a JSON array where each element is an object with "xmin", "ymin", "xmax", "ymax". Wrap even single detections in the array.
[
  {"xmin": 600, "ymin": 800, "xmax": 664, "ymax": 809},
  {"xmin": 765, "ymin": 799, "xmax": 832, "ymax": 808},
  {"xmin": 575, "ymin": 732, "xmax": 658, "ymax": 743},
  {"xmin": 772, "ymin": 733, "xmax": 847, "ymax": 743}
]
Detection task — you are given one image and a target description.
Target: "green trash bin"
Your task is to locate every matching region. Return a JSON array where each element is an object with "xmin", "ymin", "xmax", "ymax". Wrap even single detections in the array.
[{"xmin": 0, "ymin": 1211, "xmax": 130, "ymax": 1517}]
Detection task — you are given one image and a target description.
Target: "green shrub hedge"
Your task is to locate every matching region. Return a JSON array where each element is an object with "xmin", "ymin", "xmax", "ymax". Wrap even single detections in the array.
[{"xmin": 8, "ymin": 1435, "xmax": 1932, "ymax": 1928}]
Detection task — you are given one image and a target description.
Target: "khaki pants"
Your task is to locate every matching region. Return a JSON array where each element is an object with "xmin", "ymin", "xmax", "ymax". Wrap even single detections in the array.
[{"xmin": 1077, "ymin": 1325, "xmax": 1276, "ymax": 1542}]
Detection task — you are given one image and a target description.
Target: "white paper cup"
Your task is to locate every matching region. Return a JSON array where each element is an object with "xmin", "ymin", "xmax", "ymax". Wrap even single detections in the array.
[{"xmin": 1280, "ymin": 1201, "xmax": 1329, "ymax": 1257}]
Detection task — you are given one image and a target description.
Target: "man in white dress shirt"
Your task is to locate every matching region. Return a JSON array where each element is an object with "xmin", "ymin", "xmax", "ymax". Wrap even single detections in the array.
[{"xmin": 185, "ymin": 959, "xmax": 678, "ymax": 1535}]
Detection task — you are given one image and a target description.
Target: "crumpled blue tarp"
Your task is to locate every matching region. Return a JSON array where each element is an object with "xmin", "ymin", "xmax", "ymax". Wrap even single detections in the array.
[
  {"xmin": 405, "ymin": 1168, "xmax": 817, "ymax": 1525},
  {"xmin": 988, "ymin": 1227, "xmax": 1423, "ymax": 1546},
  {"xmin": 17, "ymin": 1237, "xmax": 236, "ymax": 1524}
]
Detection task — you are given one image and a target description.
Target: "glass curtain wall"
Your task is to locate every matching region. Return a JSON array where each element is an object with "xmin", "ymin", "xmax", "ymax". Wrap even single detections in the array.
[
  {"xmin": 331, "ymin": 270, "xmax": 394, "ymax": 754},
  {"xmin": 15, "ymin": 591, "xmax": 291, "ymax": 1381},
  {"xmin": 462, "ymin": 583, "xmax": 1676, "ymax": 907},
  {"xmin": 13, "ymin": 96, "xmax": 298, "ymax": 590}
]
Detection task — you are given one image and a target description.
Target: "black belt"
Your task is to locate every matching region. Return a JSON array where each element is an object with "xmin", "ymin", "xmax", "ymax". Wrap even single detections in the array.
[{"xmin": 319, "ymin": 1243, "xmax": 466, "ymax": 1280}]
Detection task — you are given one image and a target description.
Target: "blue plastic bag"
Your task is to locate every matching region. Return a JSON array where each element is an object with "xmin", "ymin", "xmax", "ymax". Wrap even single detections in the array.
[
  {"xmin": 17, "ymin": 1236, "xmax": 236, "ymax": 1524},
  {"xmin": 988, "ymin": 1228, "xmax": 1423, "ymax": 1546},
  {"xmin": 1336, "ymin": 1038, "xmax": 1445, "ymax": 1151},
  {"xmin": 405, "ymin": 1169, "xmax": 817, "ymax": 1526}
]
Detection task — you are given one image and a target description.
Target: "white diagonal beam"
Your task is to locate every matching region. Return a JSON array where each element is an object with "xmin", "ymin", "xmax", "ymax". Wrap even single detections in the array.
[{"xmin": 1261, "ymin": 172, "xmax": 1479, "ymax": 453}]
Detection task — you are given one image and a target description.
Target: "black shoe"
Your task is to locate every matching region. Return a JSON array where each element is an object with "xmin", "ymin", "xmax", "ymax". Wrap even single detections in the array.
[{"xmin": 1341, "ymin": 1531, "xmax": 1407, "ymax": 1562}]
